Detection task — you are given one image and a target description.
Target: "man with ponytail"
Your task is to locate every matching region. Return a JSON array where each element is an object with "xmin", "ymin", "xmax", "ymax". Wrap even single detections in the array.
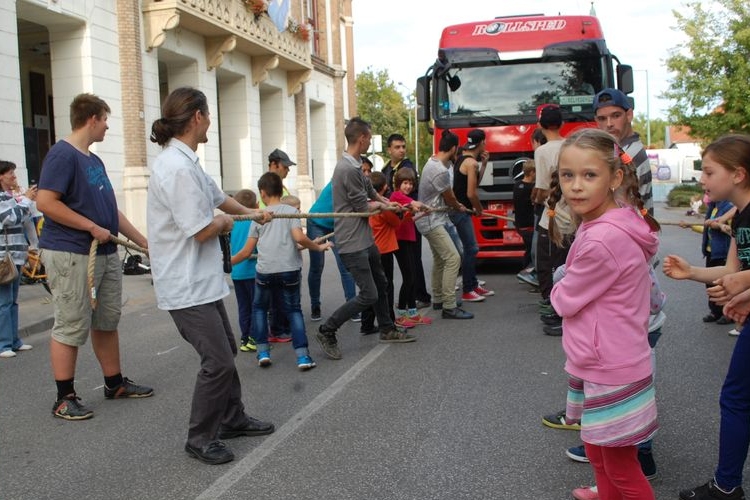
[{"xmin": 147, "ymin": 87, "xmax": 274, "ymax": 465}]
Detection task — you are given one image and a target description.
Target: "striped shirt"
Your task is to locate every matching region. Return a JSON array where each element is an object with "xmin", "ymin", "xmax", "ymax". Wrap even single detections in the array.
[
  {"xmin": 622, "ymin": 133, "xmax": 653, "ymax": 216},
  {"xmin": 0, "ymin": 192, "xmax": 33, "ymax": 265}
]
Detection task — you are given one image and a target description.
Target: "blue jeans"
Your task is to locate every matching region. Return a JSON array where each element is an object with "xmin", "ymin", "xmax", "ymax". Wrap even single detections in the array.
[
  {"xmin": 715, "ymin": 322, "xmax": 750, "ymax": 489},
  {"xmin": 449, "ymin": 212, "xmax": 479, "ymax": 292},
  {"xmin": 324, "ymin": 244, "xmax": 393, "ymax": 333},
  {"xmin": 252, "ymin": 270, "xmax": 309, "ymax": 357},
  {"xmin": 0, "ymin": 266, "xmax": 22, "ymax": 353},
  {"xmin": 232, "ymin": 278, "xmax": 255, "ymax": 342},
  {"xmin": 306, "ymin": 220, "xmax": 356, "ymax": 309},
  {"xmin": 445, "ymin": 222, "xmax": 463, "ymax": 259}
]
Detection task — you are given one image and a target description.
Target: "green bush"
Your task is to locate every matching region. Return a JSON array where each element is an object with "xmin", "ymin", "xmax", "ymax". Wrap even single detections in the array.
[{"xmin": 667, "ymin": 183, "xmax": 704, "ymax": 207}]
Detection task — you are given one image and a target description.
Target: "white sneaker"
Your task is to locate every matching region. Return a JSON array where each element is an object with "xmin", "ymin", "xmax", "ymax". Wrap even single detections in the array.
[
  {"xmin": 729, "ymin": 328, "xmax": 741, "ymax": 337},
  {"xmin": 0, "ymin": 350, "xmax": 17, "ymax": 358},
  {"xmin": 16, "ymin": 344, "xmax": 32, "ymax": 351},
  {"xmin": 478, "ymin": 279, "xmax": 486, "ymax": 286}
]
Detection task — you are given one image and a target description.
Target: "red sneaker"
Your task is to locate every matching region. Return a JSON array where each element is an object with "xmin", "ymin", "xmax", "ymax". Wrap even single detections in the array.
[
  {"xmin": 268, "ymin": 335, "xmax": 292, "ymax": 343},
  {"xmin": 461, "ymin": 290, "xmax": 486, "ymax": 302},
  {"xmin": 395, "ymin": 316, "xmax": 417, "ymax": 328},
  {"xmin": 408, "ymin": 314, "xmax": 432, "ymax": 325},
  {"xmin": 474, "ymin": 285, "xmax": 495, "ymax": 297},
  {"xmin": 571, "ymin": 486, "xmax": 599, "ymax": 500}
]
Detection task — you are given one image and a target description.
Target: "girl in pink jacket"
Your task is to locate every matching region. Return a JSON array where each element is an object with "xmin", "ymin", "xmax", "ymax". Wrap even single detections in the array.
[{"xmin": 548, "ymin": 128, "xmax": 661, "ymax": 500}]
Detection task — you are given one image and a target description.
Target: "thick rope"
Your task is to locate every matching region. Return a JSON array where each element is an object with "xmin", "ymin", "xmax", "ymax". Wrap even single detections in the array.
[
  {"xmin": 111, "ymin": 235, "xmax": 149, "ymax": 255},
  {"xmin": 88, "ymin": 240, "xmax": 98, "ymax": 310},
  {"xmin": 232, "ymin": 210, "xmax": 383, "ymax": 221}
]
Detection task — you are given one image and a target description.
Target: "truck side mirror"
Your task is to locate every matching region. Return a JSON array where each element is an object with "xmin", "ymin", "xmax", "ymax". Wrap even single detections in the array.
[
  {"xmin": 416, "ymin": 76, "xmax": 430, "ymax": 122},
  {"xmin": 617, "ymin": 64, "xmax": 634, "ymax": 95}
]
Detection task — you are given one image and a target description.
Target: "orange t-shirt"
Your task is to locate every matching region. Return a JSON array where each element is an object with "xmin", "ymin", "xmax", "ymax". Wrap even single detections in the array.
[{"xmin": 368, "ymin": 210, "xmax": 401, "ymax": 254}]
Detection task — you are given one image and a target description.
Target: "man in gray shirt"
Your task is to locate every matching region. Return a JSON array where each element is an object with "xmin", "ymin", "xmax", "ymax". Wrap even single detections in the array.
[
  {"xmin": 416, "ymin": 130, "xmax": 473, "ymax": 319},
  {"xmin": 316, "ymin": 117, "xmax": 416, "ymax": 359}
]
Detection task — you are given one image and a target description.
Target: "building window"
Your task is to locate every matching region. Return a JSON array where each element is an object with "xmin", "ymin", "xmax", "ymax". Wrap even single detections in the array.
[{"xmin": 306, "ymin": 0, "xmax": 319, "ymax": 56}]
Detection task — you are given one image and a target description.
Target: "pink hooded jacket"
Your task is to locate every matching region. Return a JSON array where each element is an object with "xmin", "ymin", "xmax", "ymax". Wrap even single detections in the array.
[{"xmin": 551, "ymin": 207, "xmax": 659, "ymax": 386}]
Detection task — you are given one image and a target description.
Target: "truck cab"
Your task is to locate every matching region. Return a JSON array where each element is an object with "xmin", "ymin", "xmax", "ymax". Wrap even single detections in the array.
[{"xmin": 417, "ymin": 14, "xmax": 633, "ymax": 259}]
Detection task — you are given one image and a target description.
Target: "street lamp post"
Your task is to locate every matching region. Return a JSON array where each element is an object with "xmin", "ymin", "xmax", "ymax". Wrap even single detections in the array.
[
  {"xmin": 398, "ymin": 82, "xmax": 417, "ymax": 163},
  {"xmin": 635, "ymin": 69, "xmax": 651, "ymax": 147}
]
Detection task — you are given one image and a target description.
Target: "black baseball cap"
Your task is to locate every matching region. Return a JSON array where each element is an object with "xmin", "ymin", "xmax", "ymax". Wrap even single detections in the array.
[
  {"xmin": 268, "ymin": 149, "xmax": 296, "ymax": 167},
  {"xmin": 593, "ymin": 88, "xmax": 632, "ymax": 111},
  {"xmin": 538, "ymin": 105, "xmax": 563, "ymax": 129},
  {"xmin": 463, "ymin": 129, "xmax": 486, "ymax": 150}
]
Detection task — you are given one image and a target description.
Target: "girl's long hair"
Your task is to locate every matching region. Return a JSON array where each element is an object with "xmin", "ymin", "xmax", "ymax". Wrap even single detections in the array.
[{"xmin": 548, "ymin": 128, "xmax": 660, "ymax": 246}]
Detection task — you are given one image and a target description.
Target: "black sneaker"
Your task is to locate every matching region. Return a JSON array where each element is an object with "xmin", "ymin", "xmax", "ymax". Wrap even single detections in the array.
[
  {"xmin": 442, "ymin": 307, "xmax": 474, "ymax": 319},
  {"xmin": 540, "ymin": 312, "xmax": 562, "ymax": 325},
  {"xmin": 52, "ymin": 395, "xmax": 94, "ymax": 420},
  {"xmin": 311, "ymin": 306, "xmax": 322, "ymax": 322},
  {"xmin": 379, "ymin": 328, "xmax": 416, "ymax": 343},
  {"xmin": 104, "ymin": 377, "xmax": 154, "ymax": 399},
  {"xmin": 638, "ymin": 449, "xmax": 657, "ymax": 480},
  {"xmin": 360, "ymin": 325, "xmax": 379, "ymax": 335},
  {"xmin": 433, "ymin": 297, "xmax": 464, "ymax": 309},
  {"xmin": 543, "ymin": 324, "xmax": 563, "ymax": 336},
  {"xmin": 218, "ymin": 416, "xmax": 275, "ymax": 439},
  {"xmin": 415, "ymin": 299, "xmax": 431, "ymax": 309},
  {"xmin": 541, "ymin": 409, "xmax": 581, "ymax": 430},
  {"xmin": 679, "ymin": 480, "xmax": 746, "ymax": 499},
  {"xmin": 185, "ymin": 440, "xmax": 234, "ymax": 465},
  {"xmin": 316, "ymin": 326, "xmax": 342, "ymax": 360}
]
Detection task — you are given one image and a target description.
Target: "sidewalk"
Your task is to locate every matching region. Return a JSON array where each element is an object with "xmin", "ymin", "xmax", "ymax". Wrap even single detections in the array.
[
  {"xmin": 18, "ymin": 271, "xmax": 156, "ymax": 338},
  {"xmin": 16, "ymin": 202, "xmax": 689, "ymax": 337}
]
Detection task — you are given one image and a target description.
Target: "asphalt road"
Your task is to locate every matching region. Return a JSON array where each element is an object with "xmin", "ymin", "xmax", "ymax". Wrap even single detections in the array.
[{"xmin": 0, "ymin": 221, "xmax": 745, "ymax": 499}]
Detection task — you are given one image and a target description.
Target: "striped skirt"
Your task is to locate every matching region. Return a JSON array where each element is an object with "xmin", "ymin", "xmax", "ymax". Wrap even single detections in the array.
[{"xmin": 566, "ymin": 375, "xmax": 658, "ymax": 447}]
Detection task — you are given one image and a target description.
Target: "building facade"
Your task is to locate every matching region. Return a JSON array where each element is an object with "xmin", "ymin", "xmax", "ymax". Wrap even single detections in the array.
[{"xmin": 0, "ymin": 0, "xmax": 356, "ymax": 233}]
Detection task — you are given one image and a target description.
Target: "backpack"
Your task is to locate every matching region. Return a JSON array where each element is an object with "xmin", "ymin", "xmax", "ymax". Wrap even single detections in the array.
[{"xmin": 122, "ymin": 252, "xmax": 150, "ymax": 275}]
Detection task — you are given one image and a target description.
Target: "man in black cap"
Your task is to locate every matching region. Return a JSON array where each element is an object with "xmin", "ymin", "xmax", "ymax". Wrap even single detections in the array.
[
  {"xmin": 451, "ymin": 129, "xmax": 494, "ymax": 302},
  {"xmin": 533, "ymin": 105, "xmax": 574, "ymax": 336},
  {"xmin": 265, "ymin": 149, "xmax": 295, "ymax": 202},
  {"xmin": 593, "ymin": 88, "xmax": 653, "ymax": 215}
]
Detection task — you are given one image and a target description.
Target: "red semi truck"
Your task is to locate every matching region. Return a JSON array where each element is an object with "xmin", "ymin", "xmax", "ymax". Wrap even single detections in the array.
[{"xmin": 416, "ymin": 13, "xmax": 634, "ymax": 259}]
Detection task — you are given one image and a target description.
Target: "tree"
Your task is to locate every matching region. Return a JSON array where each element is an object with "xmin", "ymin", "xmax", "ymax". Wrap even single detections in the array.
[
  {"xmin": 355, "ymin": 68, "xmax": 408, "ymax": 150},
  {"xmin": 664, "ymin": 0, "xmax": 750, "ymax": 142},
  {"xmin": 632, "ymin": 114, "xmax": 668, "ymax": 148}
]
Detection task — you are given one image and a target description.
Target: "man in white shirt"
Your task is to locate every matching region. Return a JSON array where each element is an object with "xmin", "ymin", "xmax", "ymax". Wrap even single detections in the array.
[{"xmin": 148, "ymin": 87, "xmax": 274, "ymax": 465}]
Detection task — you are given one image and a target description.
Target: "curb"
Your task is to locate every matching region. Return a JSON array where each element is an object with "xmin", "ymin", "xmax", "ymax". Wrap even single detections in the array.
[{"xmin": 18, "ymin": 317, "xmax": 54, "ymax": 338}]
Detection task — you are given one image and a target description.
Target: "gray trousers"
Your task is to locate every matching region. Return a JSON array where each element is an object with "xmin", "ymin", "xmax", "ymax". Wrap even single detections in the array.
[
  {"xmin": 324, "ymin": 244, "xmax": 394, "ymax": 333},
  {"xmin": 169, "ymin": 300, "xmax": 249, "ymax": 447}
]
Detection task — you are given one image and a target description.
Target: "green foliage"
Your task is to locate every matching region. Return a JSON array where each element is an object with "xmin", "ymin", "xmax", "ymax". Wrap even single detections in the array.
[
  {"xmin": 664, "ymin": 0, "xmax": 750, "ymax": 143},
  {"xmin": 632, "ymin": 114, "xmax": 668, "ymax": 148},
  {"xmin": 667, "ymin": 183, "xmax": 704, "ymax": 207},
  {"xmin": 355, "ymin": 68, "xmax": 409, "ymax": 150}
]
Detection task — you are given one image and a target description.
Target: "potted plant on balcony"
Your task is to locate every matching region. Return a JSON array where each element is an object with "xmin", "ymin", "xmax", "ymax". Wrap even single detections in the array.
[
  {"xmin": 243, "ymin": 0, "xmax": 268, "ymax": 19},
  {"xmin": 287, "ymin": 18, "xmax": 311, "ymax": 42}
]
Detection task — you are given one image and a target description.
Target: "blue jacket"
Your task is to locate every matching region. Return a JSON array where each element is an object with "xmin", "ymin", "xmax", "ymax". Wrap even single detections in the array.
[{"xmin": 702, "ymin": 200, "xmax": 733, "ymax": 260}]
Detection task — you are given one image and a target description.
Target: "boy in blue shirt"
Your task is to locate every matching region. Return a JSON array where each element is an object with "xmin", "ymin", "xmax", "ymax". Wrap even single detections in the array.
[
  {"xmin": 246, "ymin": 172, "xmax": 332, "ymax": 369},
  {"xmin": 229, "ymin": 189, "xmax": 260, "ymax": 352}
]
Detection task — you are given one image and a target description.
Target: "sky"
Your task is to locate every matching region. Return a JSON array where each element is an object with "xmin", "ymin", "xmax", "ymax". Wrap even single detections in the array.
[{"xmin": 352, "ymin": 0, "xmax": 693, "ymax": 121}]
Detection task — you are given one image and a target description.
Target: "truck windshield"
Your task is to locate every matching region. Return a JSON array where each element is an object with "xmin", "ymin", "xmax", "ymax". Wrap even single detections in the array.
[{"xmin": 435, "ymin": 56, "xmax": 605, "ymax": 121}]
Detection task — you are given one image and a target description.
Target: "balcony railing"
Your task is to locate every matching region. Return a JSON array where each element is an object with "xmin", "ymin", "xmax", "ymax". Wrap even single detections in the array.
[{"xmin": 142, "ymin": 0, "xmax": 312, "ymax": 71}]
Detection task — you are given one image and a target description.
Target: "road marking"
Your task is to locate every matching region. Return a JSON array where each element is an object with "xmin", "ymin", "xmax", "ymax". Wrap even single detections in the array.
[
  {"xmin": 196, "ymin": 344, "xmax": 389, "ymax": 500},
  {"xmin": 157, "ymin": 346, "xmax": 179, "ymax": 356}
]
